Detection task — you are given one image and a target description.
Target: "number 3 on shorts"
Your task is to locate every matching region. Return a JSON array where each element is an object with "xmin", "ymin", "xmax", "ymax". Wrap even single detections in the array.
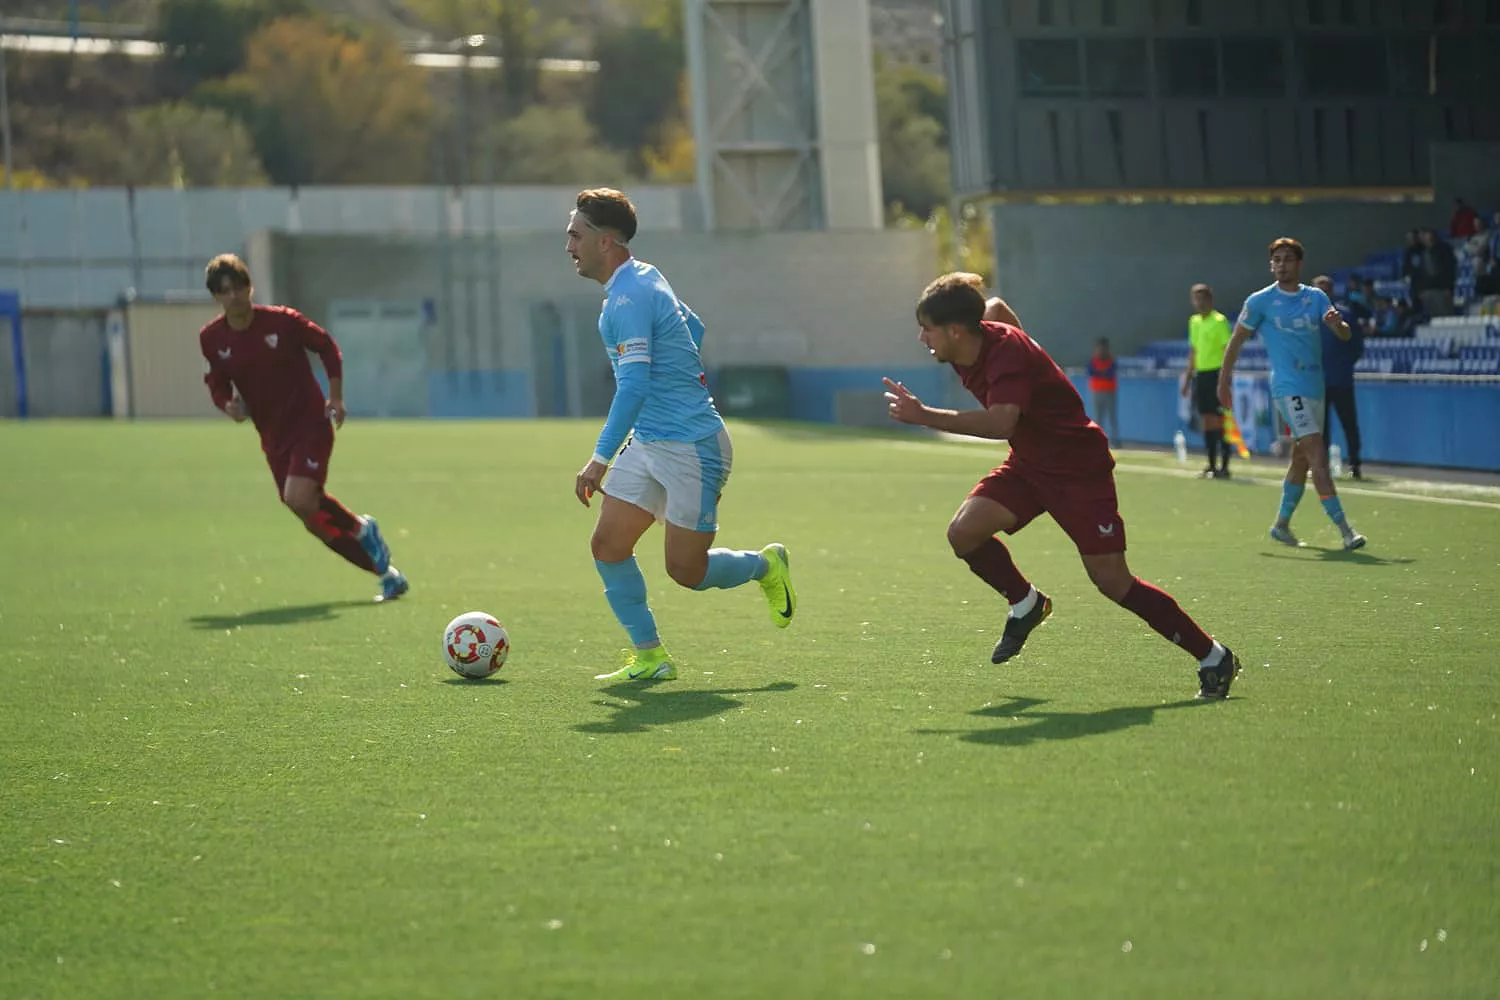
[{"xmin": 1277, "ymin": 394, "xmax": 1324, "ymax": 440}]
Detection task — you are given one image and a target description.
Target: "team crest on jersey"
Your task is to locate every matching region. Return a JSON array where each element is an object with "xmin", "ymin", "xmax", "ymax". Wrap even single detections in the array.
[
  {"xmin": 265, "ymin": 333, "xmax": 278, "ymax": 348},
  {"xmin": 218, "ymin": 348, "xmax": 231, "ymax": 359}
]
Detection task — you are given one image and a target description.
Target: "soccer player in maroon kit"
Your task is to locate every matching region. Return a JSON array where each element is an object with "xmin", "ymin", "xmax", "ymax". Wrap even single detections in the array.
[
  {"xmin": 198, "ymin": 254, "xmax": 409, "ymax": 602},
  {"xmin": 883, "ymin": 272, "xmax": 1242, "ymax": 699}
]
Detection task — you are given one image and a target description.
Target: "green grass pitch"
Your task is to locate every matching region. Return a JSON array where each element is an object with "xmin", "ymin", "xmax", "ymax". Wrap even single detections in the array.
[{"xmin": 2, "ymin": 419, "xmax": 1497, "ymax": 998}]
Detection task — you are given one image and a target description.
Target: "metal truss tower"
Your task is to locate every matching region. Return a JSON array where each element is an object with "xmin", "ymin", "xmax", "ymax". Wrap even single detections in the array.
[{"xmin": 684, "ymin": 0, "xmax": 883, "ymax": 231}]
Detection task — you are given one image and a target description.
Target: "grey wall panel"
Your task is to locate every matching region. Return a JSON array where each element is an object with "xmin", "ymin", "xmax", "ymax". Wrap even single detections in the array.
[
  {"xmin": 1207, "ymin": 106, "xmax": 1268, "ymax": 185},
  {"xmin": 19, "ymin": 312, "xmax": 109, "ymax": 417},
  {"xmin": 1160, "ymin": 107, "xmax": 1208, "ymax": 186}
]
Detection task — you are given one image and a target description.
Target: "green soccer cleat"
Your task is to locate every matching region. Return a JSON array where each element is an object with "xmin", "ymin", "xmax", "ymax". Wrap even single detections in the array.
[
  {"xmin": 758, "ymin": 543, "xmax": 796, "ymax": 628},
  {"xmin": 594, "ymin": 646, "xmax": 677, "ymax": 682}
]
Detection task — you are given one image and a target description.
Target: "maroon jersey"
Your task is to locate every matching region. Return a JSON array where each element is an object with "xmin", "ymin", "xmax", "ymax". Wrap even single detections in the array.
[
  {"xmin": 952, "ymin": 321, "xmax": 1113, "ymax": 478},
  {"xmin": 200, "ymin": 305, "xmax": 342, "ymax": 449}
]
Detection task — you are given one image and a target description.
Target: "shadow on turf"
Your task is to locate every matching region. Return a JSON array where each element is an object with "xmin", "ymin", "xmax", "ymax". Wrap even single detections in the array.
[
  {"xmin": 918, "ymin": 695, "xmax": 1203, "ymax": 748},
  {"xmin": 1258, "ymin": 547, "xmax": 1415, "ymax": 566},
  {"xmin": 576, "ymin": 680, "xmax": 798, "ymax": 735},
  {"xmin": 186, "ymin": 600, "xmax": 377, "ymax": 629}
]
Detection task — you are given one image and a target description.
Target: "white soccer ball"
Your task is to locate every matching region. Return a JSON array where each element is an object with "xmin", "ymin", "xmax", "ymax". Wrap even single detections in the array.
[{"xmin": 442, "ymin": 611, "xmax": 510, "ymax": 679}]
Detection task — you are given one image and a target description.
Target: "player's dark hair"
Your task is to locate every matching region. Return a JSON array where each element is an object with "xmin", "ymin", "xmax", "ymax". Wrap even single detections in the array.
[
  {"xmin": 916, "ymin": 272, "xmax": 987, "ymax": 330},
  {"xmin": 205, "ymin": 253, "xmax": 250, "ymax": 293},
  {"xmin": 1267, "ymin": 237, "xmax": 1304, "ymax": 261},
  {"xmin": 1191, "ymin": 283, "xmax": 1212, "ymax": 297},
  {"xmin": 575, "ymin": 188, "xmax": 638, "ymax": 244}
]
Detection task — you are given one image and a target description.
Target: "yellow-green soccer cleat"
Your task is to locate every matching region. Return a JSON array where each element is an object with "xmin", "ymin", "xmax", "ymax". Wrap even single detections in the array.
[
  {"xmin": 758, "ymin": 543, "xmax": 796, "ymax": 629},
  {"xmin": 594, "ymin": 645, "xmax": 677, "ymax": 682}
]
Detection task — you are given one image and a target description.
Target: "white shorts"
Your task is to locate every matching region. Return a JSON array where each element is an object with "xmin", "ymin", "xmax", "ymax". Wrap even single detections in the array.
[
  {"xmin": 603, "ymin": 428, "xmax": 732, "ymax": 532},
  {"xmin": 1275, "ymin": 394, "xmax": 1325, "ymax": 439}
]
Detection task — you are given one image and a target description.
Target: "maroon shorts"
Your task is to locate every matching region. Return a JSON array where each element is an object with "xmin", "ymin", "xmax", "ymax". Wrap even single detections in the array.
[
  {"xmin": 263, "ymin": 420, "xmax": 334, "ymax": 494},
  {"xmin": 969, "ymin": 462, "xmax": 1126, "ymax": 555}
]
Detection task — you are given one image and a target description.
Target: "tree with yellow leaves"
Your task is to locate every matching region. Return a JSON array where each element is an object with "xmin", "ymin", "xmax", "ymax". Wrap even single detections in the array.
[{"xmin": 214, "ymin": 18, "xmax": 435, "ymax": 185}]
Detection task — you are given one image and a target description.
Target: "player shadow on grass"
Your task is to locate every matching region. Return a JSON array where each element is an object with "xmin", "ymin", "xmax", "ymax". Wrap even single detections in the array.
[
  {"xmin": 1258, "ymin": 548, "xmax": 1415, "ymax": 566},
  {"xmin": 576, "ymin": 680, "xmax": 798, "ymax": 735},
  {"xmin": 917, "ymin": 695, "xmax": 1203, "ymax": 748},
  {"xmin": 186, "ymin": 600, "xmax": 377, "ymax": 629}
]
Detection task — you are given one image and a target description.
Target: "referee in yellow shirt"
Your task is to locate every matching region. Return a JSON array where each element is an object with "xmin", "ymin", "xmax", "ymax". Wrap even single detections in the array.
[{"xmin": 1183, "ymin": 283, "xmax": 1234, "ymax": 478}]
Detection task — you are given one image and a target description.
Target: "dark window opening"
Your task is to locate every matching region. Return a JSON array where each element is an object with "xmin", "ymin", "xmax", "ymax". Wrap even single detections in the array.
[
  {"xmin": 1300, "ymin": 37, "xmax": 1388, "ymax": 96},
  {"xmin": 1019, "ymin": 39, "xmax": 1083, "ymax": 96},
  {"xmin": 1156, "ymin": 39, "xmax": 1219, "ymax": 97},
  {"xmin": 1222, "ymin": 37, "xmax": 1286, "ymax": 97},
  {"xmin": 1389, "ymin": 34, "xmax": 1433, "ymax": 96},
  {"xmin": 1085, "ymin": 38, "xmax": 1149, "ymax": 96}
]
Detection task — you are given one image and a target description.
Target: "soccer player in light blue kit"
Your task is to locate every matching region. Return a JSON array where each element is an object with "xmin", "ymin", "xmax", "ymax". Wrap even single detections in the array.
[
  {"xmin": 565, "ymin": 187, "xmax": 796, "ymax": 682},
  {"xmin": 1219, "ymin": 237, "xmax": 1367, "ymax": 551}
]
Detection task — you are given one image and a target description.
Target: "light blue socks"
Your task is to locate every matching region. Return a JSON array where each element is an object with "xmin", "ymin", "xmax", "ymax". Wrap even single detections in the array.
[
  {"xmin": 595, "ymin": 556, "xmax": 659, "ymax": 647},
  {"xmin": 1277, "ymin": 481, "xmax": 1306, "ymax": 525},
  {"xmin": 692, "ymin": 549, "xmax": 768, "ymax": 591}
]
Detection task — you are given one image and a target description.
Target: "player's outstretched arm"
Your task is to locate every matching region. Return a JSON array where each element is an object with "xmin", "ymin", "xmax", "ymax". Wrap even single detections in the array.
[{"xmin": 883, "ymin": 377, "xmax": 1018, "ymax": 439}]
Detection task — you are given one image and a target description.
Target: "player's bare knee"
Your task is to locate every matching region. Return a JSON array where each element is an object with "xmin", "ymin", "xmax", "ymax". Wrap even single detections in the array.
[
  {"xmin": 589, "ymin": 531, "xmax": 631, "ymax": 563},
  {"xmin": 1085, "ymin": 560, "xmax": 1133, "ymax": 602},
  {"xmin": 665, "ymin": 554, "xmax": 707, "ymax": 589},
  {"xmin": 946, "ymin": 519, "xmax": 985, "ymax": 556},
  {"xmin": 282, "ymin": 491, "xmax": 318, "ymax": 521}
]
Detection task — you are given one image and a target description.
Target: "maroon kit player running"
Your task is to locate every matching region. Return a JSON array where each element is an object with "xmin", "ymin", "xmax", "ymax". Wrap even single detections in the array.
[
  {"xmin": 198, "ymin": 254, "xmax": 408, "ymax": 602},
  {"xmin": 883, "ymin": 272, "xmax": 1241, "ymax": 699}
]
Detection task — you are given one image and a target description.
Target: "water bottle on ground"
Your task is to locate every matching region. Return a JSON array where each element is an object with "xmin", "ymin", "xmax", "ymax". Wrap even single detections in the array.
[
  {"xmin": 1173, "ymin": 430, "xmax": 1188, "ymax": 464},
  {"xmin": 1329, "ymin": 443, "xmax": 1344, "ymax": 478}
]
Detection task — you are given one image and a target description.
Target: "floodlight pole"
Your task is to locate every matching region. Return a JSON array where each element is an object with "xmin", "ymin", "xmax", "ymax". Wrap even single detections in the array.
[{"xmin": 1, "ymin": 18, "xmax": 14, "ymax": 190}]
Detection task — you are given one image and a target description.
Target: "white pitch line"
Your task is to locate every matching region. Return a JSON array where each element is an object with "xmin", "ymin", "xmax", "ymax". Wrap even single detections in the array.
[{"xmin": 887, "ymin": 439, "xmax": 1500, "ymax": 511}]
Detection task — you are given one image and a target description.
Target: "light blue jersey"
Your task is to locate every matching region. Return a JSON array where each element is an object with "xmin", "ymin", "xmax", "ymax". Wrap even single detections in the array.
[
  {"xmin": 1236, "ymin": 282, "xmax": 1333, "ymax": 399},
  {"xmin": 592, "ymin": 259, "xmax": 724, "ymax": 463}
]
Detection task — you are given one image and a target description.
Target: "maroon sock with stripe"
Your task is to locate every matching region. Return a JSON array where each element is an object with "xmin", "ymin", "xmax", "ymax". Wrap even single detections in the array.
[
  {"xmin": 1118, "ymin": 578, "xmax": 1213, "ymax": 659},
  {"xmin": 303, "ymin": 493, "xmax": 376, "ymax": 574},
  {"xmin": 960, "ymin": 538, "xmax": 1031, "ymax": 602}
]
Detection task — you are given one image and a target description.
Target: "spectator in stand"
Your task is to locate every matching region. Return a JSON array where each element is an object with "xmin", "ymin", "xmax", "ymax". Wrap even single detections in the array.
[
  {"xmin": 1086, "ymin": 337, "xmax": 1118, "ymax": 444},
  {"xmin": 1450, "ymin": 198, "xmax": 1481, "ymax": 239},
  {"xmin": 1401, "ymin": 229, "xmax": 1426, "ymax": 297},
  {"xmin": 1490, "ymin": 210, "xmax": 1500, "ymax": 259},
  {"xmin": 1475, "ymin": 246, "xmax": 1500, "ymax": 299},
  {"xmin": 1467, "ymin": 218, "xmax": 1491, "ymax": 259},
  {"xmin": 1373, "ymin": 297, "xmax": 1403, "ymax": 337},
  {"xmin": 1419, "ymin": 228, "xmax": 1457, "ymax": 318},
  {"xmin": 1313, "ymin": 275, "xmax": 1365, "ymax": 480},
  {"xmin": 1401, "ymin": 294, "xmax": 1427, "ymax": 336},
  {"xmin": 1342, "ymin": 277, "xmax": 1375, "ymax": 335}
]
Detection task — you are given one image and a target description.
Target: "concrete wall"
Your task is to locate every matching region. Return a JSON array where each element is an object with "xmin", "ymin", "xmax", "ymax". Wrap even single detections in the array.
[
  {"xmin": 266, "ymin": 228, "xmax": 951, "ymax": 418},
  {"xmin": 0, "ymin": 185, "xmax": 698, "ymax": 310},
  {"xmin": 989, "ymin": 200, "xmax": 1436, "ymax": 365},
  {"xmin": 0, "ymin": 312, "xmax": 110, "ymax": 417},
  {"xmin": 1431, "ymin": 142, "xmax": 1500, "ymax": 220}
]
